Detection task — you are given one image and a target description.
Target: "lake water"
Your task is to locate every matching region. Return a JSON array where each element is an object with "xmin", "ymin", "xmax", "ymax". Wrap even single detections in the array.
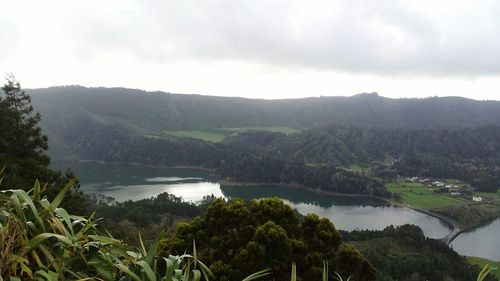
[
  {"xmin": 54, "ymin": 161, "xmax": 499, "ymax": 261},
  {"xmin": 450, "ymin": 219, "xmax": 500, "ymax": 261}
]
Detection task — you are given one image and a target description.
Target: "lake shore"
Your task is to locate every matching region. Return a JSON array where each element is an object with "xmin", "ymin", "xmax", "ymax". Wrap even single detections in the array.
[
  {"xmin": 58, "ymin": 159, "xmax": 217, "ymax": 172},
  {"xmin": 411, "ymin": 208, "xmax": 462, "ymax": 244},
  {"xmin": 219, "ymin": 179, "xmax": 391, "ymax": 201},
  {"xmin": 219, "ymin": 179, "xmax": 483, "ymax": 244}
]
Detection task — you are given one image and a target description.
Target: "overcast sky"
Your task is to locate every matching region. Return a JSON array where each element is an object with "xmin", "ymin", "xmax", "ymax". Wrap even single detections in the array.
[{"xmin": 1, "ymin": 0, "xmax": 500, "ymax": 100}]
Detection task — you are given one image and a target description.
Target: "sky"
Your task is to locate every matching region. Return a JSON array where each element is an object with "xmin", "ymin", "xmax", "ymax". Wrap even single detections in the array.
[{"xmin": 1, "ymin": 0, "xmax": 500, "ymax": 100}]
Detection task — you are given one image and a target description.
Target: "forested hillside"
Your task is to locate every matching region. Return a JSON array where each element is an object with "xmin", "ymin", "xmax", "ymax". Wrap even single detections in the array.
[
  {"xmin": 48, "ymin": 111, "xmax": 500, "ymax": 194},
  {"xmin": 29, "ymin": 86, "xmax": 500, "ymax": 158},
  {"xmin": 223, "ymin": 126, "xmax": 500, "ymax": 191},
  {"xmin": 342, "ymin": 225, "xmax": 493, "ymax": 281}
]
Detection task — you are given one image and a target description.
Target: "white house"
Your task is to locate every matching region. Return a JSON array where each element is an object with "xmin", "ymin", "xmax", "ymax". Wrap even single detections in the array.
[{"xmin": 472, "ymin": 196, "xmax": 483, "ymax": 202}]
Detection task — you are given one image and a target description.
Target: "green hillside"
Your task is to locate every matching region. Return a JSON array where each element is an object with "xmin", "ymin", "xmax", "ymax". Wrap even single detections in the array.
[
  {"xmin": 29, "ymin": 86, "xmax": 500, "ymax": 158},
  {"xmin": 30, "ymin": 87, "xmax": 500, "ymax": 132}
]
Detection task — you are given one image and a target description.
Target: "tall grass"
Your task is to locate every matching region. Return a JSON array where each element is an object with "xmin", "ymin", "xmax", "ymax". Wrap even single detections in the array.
[{"xmin": 0, "ymin": 171, "xmax": 214, "ymax": 280}]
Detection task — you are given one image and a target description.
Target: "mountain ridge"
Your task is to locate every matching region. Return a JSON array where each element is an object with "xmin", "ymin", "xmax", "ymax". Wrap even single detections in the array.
[{"xmin": 27, "ymin": 86, "xmax": 500, "ymax": 158}]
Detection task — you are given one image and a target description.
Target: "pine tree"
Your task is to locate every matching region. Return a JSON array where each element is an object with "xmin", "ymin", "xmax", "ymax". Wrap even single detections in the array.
[{"xmin": 0, "ymin": 74, "xmax": 55, "ymax": 188}]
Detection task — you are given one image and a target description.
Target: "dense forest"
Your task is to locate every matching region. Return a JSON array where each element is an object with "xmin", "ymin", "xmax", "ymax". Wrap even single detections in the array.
[
  {"xmin": 166, "ymin": 197, "xmax": 376, "ymax": 281},
  {"xmin": 342, "ymin": 225, "xmax": 494, "ymax": 281},
  {"xmin": 29, "ymin": 86, "xmax": 500, "ymax": 159},
  {"xmin": 223, "ymin": 127, "xmax": 500, "ymax": 191},
  {"xmin": 49, "ymin": 114, "xmax": 500, "ymax": 194}
]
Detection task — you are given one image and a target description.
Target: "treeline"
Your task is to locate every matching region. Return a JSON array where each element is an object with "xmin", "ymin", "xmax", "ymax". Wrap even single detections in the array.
[
  {"xmin": 262, "ymin": 125, "xmax": 500, "ymax": 165},
  {"xmin": 341, "ymin": 225, "xmax": 496, "ymax": 281},
  {"xmin": 63, "ymin": 115, "xmax": 224, "ymax": 168},
  {"xmin": 84, "ymin": 192, "xmax": 215, "ymax": 245},
  {"xmin": 31, "ymin": 86, "xmax": 500, "ymax": 137},
  {"xmin": 225, "ymin": 126, "xmax": 500, "ymax": 192},
  {"xmin": 218, "ymin": 156, "xmax": 389, "ymax": 197},
  {"xmin": 433, "ymin": 205, "xmax": 500, "ymax": 228}
]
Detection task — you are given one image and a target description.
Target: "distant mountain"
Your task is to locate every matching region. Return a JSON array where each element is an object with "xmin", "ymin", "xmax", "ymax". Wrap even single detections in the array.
[{"xmin": 28, "ymin": 86, "xmax": 500, "ymax": 158}]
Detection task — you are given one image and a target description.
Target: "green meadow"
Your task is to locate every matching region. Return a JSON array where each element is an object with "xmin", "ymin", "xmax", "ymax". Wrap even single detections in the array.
[
  {"xmin": 161, "ymin": 126, "xmax": 299, "ymax": 143},
  {"xmin": 164, "ymin": 130, "xmax": 226, "ymax": 142},
  {"xmin": 220, "ymin": 126, "xmax": 299, "ymax": 135},
  {"xmin": 386, "ymin": 182, "xmax": 464, "ymax": 209}
]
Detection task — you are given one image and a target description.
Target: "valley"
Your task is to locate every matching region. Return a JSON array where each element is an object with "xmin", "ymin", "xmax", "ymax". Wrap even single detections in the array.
[
  {"xmin": 4, "ymin": 1, "xmax": 500, "ymax": 279},
  {"xmin": 4, "ymin": 84, "xmax": 499, "ymax": 280}
]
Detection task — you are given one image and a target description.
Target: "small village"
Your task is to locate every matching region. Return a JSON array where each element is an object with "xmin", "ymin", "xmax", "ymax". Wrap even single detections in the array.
[{"xmin": 403, "ymin": 176, "xmax": 483, "ymax": 202}]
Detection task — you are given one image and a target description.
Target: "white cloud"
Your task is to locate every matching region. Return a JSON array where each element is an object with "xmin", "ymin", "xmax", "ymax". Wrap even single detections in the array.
[
  {"xmin": 40, "ymin": 0, "xmax": 500, "ymax": 76},
  {"xmin": 1, "ymin": 0, "xmax": 500, "ymax": 100}
]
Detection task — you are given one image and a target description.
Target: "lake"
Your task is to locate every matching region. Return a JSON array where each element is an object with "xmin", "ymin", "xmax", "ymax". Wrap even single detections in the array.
[
  {"xmin": 54, "ymin": 161, "xmax": 499, "ymax": 261},
  {"xmin": 450, "ymin": 219, "xmax": 500, "ymax": 261}
]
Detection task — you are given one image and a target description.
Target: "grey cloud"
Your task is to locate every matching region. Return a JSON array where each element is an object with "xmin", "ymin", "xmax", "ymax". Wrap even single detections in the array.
[{"xmin": 51, "ymin": 0, "xmax": 500, "ymax": 76}]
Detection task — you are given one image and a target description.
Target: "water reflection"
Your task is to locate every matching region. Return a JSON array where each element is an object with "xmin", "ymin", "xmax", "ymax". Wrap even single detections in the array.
[{"xmin": 82, "ymin": 182, "xmax": 222, "ymax": 202}]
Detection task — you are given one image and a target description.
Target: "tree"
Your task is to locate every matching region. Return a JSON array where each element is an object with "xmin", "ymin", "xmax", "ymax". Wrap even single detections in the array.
[
  {"xmin": 0, "ymin": 74, "xmax": 86, "ymax": 214},
  {"xmin": 0, "ymin": 74, "xmax": 58, "ymax": 188},
  {"xmin": 166, "ymin": 198, "xmax": 374, "ymax": 281}
]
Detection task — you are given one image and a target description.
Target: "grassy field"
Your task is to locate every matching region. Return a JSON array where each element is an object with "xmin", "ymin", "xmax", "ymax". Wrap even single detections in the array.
[
  {"xmin": 343, "ymin": 163, "xmax": 364, "ymax": 172},
  {"xmin": 386, "ymin": 182, "xmax": 464, "ymax": 209},
  {"xmin": 161, "ymin": 127, "xmax": 299, "ymax": 142},
  {"xmin": 342, "ymin": 163, "xmax": 375, "ymax": 173},
  {"xmin": 467, "ymin": 256, "xmax": 500, "ymax": 280},
  {"xmin": 164, "ymin": 130, "xmax": 226, "ymax": 142},
  {"xmin": 220, "ymin": 126, "xmax": 299, "ymax": 135}
]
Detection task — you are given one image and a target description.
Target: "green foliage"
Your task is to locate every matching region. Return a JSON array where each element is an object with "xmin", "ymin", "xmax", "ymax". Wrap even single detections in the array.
[
  {"xmin": 221, "ymin": 127, "xmax": 299, "ymax": 135},
  {"xmin": 224, "ymin": 126, "xmax": 500, "ymax": 191},
  {"xmin": 467, "ymin": 257, "xmax": 500, "ymax": 280},
  {"xmin": 335, "ymin": 244, "xmax": 376, "ymax": 281},
  {"xmin": 158, "ymin": 127, "xmax": 298, "ymax": 143},
  {"xmin": 478, "ymin": 265, "xmax": 498, "ymax": 281},
  {"xmin": 29, "ymin": 87, "xmax": 500, "ymax": 142},
  {"xmin": 0, "ymin": 74, "xmax": 55, "ymax": 189},
  {"xmin": 164, "ymin": 130, "xmax": 226, "ymax": 143},
  {"xmin": 0, "ymin": 76, "xmax": 86, "ymax": 215},
  {"xmin": 221, "ymin": 159, "xmax": 389, "ymax": 197},
  {"xmin": 166, "ymin": 198, "xmax": 374, "ymax": 281},
  {"xmin": 0, "ymin": 175, "xmax": 218, "ymax": 280},
  {"xmin": 86, "ymin": 192, "xmax": 213, "ymax": 245},
  {"xmin": 61, "ymin": 118, "xmax": 224, "ymax": 168},
  {"xmin": 434, "ymin": 205, "xmax": 500, "ymax": 228},
  {"xmin": 342, "ymin": 225, "xmax": 497, "ymax": 281}
]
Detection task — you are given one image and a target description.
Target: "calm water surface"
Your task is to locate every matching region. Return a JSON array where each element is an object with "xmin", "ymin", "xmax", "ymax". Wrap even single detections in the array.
[
  {"xmin": 54, "ymin": 161, "xmax": 498, "ymax": 261},
  {"xmin": 450, "ymin": 219, "xmax": 500, "ymax": 261},
  {"xmin": 221, "ymin": 185, "xmax": 451, "ymax": 237}
]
